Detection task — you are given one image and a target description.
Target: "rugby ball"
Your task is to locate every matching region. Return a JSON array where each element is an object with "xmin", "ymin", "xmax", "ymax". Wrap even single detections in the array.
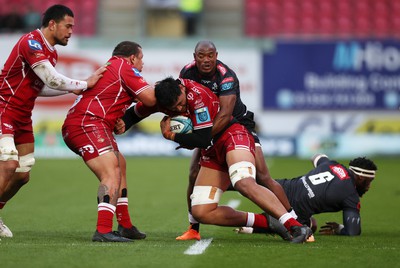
[{"xmin": 169, "ymin": 116, "xmax": 193, "ymax": 134}]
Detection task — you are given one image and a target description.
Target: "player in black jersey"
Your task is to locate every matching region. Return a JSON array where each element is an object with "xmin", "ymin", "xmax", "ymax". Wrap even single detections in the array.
[
  {"xmin": 236, "ymin": 154, "xmax": 377, "ymax": 237},
  {"xmin": 174, "ymin": 40, "xmax": 296, "ymax": 240}
]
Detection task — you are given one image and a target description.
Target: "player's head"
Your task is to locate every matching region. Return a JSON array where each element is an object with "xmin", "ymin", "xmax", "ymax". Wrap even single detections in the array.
[
  {"xmin": 193, "ymin": 40, "xmax": 218, "ymax": 77},
  {"xmin": 113, "ymin": 41, "xmax": 144, "ymax": 72},
  {"xmin": 41, "ymin": 5, "xmax": 74, "ymax": 46},
  {"xmin": 349, "ymin": 157, "xmax": 378, "ymax": 197},
  {"xmin": 155, "ymin": 77, "xmax": 186, "ymax": 113}
]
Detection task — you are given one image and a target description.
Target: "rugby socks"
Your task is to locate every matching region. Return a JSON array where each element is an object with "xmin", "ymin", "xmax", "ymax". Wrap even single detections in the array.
[
  {"xmin": 97, "ymin": 202, "xmax": 115, "ymax": 234},
  {"xmin": 246, "ymin": 212, "xmax": 268, "ymax": 228},
  {"xmin": 188, "ymin": 212, "xmax": 200, "ymax": 231},
  {"xmin": 279, "ymin": 213, "xmax": 302, "ymax": 231},
  {"xmin": 116, "ymin": 197, "xmax": 133, "ymax": 228}
]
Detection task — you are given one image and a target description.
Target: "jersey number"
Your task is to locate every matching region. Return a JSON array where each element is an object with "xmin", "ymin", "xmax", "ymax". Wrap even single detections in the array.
[{"xmin": 308, "ymin": 171, "xmax": 334, "ymax": 185}]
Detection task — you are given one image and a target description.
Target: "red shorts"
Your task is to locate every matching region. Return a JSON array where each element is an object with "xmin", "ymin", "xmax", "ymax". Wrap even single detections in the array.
[
  {"xmin": 62, "ymin": 122, "xmax": 118, "ymax": 162},
  {"xmin": 0, "ymin": 112, "xmax": 34, "ymax": 144},
  {"xmin": 200, "ymin": 123, "xmax": 255, "ymax": 172}
]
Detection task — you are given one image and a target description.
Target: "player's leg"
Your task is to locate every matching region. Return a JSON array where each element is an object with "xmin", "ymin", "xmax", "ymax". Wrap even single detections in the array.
[
  {"xmin": 176, "ymin": 148, "xmax": 201, "ymax": 241},
  {"xmin": 226, "ymin": 150, "xmax": 312, "ymax": 243},
  {"xmin": 85, "ymin": 151, "xmax": 132, "ymax": 242},
  {"xmin": 0, "ymin": 138, "xmax": 33, "ymax": 238},
  {"xmin": 254, "ymin": 145, "xmax": 297, "ymax": 218},
  {"xmin": 190, "ymin": 167, "xmax": 276, "ymax": 229},
  {"xmin": 115, "ymin": 153, "xmax": 146, "ymax": 239}
]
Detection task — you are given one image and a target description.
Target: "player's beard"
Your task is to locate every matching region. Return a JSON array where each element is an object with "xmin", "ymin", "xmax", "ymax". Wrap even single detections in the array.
[{"xmin": 55, "ymin": 36, "xmax": 69, "ymax": 46}]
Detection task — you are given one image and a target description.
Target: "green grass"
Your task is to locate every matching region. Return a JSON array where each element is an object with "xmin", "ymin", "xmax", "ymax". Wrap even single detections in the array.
[{"xmin": 0, "ymin": 157, "xmax": 399, "ymax": 268}]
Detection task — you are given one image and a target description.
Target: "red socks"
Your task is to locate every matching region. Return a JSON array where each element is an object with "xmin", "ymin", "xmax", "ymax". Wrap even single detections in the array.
[
  {"xmin": 116, "ymin": 197, "xmax": 133, "ymax": 228},
  {"xmin": 96, "ymin": 203, "xmax": 115, "ymax": 234},
  {"xmin": 283, "ymin": 217, "xmax": 302, "ymax": 231},
  {"xmin": 246, "ymin": 213, "xmax": 268, "ymax": 228}
]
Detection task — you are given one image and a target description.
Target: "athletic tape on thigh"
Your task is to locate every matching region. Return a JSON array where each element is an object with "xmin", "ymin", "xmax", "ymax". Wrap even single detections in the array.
[
  {"xmin": 228, "ymin": 161, "xmax": 256, "ymax": 187},
  {"xmin": 15, "ymin": 153, "xmax": 35, "ymax": 173},
  {"xmin": 190, "ymin": 186, "xmax": 223, "ymax": 206},
  {"xmin": 0, "ymin": 136, "xmax": 18, "ymax": 161}
]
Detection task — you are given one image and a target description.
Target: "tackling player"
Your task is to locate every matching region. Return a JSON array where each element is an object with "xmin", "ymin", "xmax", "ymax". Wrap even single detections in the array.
[
  {"xmin": 154, "ymin": 77, "xmax": 312, "ymax": 243},
  {"xmin": 62, "ymin": 41, "xmax": 155, "ymax": 242},
  {"xmin": 0, "ymin": 4, "xmax": 105, "ymax": 238},
  {"xmin": 236, "ymin": 154, "xmax": 378, "ymax": 237},
  {"xmin": 116, "ymin": 40, "xmax": 297, "ymax": 241}
]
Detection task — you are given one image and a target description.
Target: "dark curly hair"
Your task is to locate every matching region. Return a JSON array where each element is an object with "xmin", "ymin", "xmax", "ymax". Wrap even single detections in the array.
[{"xmin": 349, "ymin": 157, "xmax": 378, "ymax": 172}]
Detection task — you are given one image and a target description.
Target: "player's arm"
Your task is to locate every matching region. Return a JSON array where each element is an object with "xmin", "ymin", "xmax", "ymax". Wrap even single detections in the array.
[
  {"xmin": 33, "ymin": 61, "xmax": 105, "ymax": 91},
  {"xmin": 212, "ymin": 94, "xmax": 236, "ymax": 136},
  {"xmin": 311, "ymin": 153, "xmax": 329, "ymax": 167},
  {"xmin": 160, "ymin": 116, "xmax": 212, "ymax": 148},
  {"xmin": 115, "ymin": 101, "xmax": 158, "ymax": 134},
  {"xmin": 319, "ymin": 209, "xmax": 361, "ymax": 236}
]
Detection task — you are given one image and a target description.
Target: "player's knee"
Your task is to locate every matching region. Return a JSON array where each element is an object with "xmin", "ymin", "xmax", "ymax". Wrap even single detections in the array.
[
  {"xmin": 190, "ymin": 186, "xmax": 222, "ymax": 224},
  {"xmin": 0, "ymin": 136, "xmax": 19, "ymax": 162},
  {"xmin": 15, "ymin": 153, "xmax": 35, "ymax": 173},
  {"xmin": 229, "ymin": 161, "xmax": 256, "ymax": 188}
]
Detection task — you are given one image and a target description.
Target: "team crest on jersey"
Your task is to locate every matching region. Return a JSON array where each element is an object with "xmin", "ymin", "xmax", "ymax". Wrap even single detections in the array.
[
  {"xmin": 131, "ymin": 68, "xmax": 142, "ymax": 77},
  {"xmin": 330, "ymin": 164, "xmax": 350, "ymax": 180},
  {"xmin": 194, "ymin": 107, "xmax": 211, "ymax": 124},
  {"xmin": 28, "ymin": 40, "xmax": 43, "ymax": 51}
]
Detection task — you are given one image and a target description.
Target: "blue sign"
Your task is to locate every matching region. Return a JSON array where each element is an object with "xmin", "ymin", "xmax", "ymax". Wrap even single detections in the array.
[{"xmin": 263, "ymin": 40, "xmax": 400, "ymax": 110}]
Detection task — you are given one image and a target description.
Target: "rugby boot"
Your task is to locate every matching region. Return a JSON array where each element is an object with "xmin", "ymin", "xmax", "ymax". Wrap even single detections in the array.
[
  {"xmin": 0, "ymin": 218, "xmax": 13, "ymax": 238},
  {"xmin": 118, "ymin": 224, "xmax": 146, "ymax": 240},
  {"xmin": 263, "ymin": 213, "xmax": 292, "ymax": 241},
  {"xmin": 176, "ymin": 225, "xmax": 201, "ymax": 241},
  {"xmin": 92, "ymin": 230, "xmax": 133, "ymax": 242},
  {"xmin": 290, "ymin": 225, "xmax": 313, "ymax": 244}
]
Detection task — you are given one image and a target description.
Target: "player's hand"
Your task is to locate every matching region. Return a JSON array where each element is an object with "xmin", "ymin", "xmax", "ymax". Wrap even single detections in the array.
[
  {"xmin": 319, "ymin": 222, "xmax": 344, "ymax": 235},
  {"xmin": 114, "ymin": 118, "xmax": 126, "ymax": 135},
  {"xmin": 160, "ymin": 116, "xmax": 175, "ymax": 140},
  {"xmin": 175, "ymin": 145, "xmax": 195, "ymax": 150},
  {"xmin": 86, "ymin": 65, "xmax": 107, "ymax": 88}
]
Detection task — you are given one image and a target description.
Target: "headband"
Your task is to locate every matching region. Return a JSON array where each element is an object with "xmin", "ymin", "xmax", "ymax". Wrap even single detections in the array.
[{"xmin": 349, "ymin": 166, "xmax": 376, "ymax": 178}]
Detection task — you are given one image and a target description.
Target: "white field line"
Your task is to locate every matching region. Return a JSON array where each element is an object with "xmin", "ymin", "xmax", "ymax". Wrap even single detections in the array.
[
  {"xmin": 183, "ymin": 199, "xmax": 241, "ymax": 255},
  {"xmin": 184, "ymin": 238, "xmax": 213, "ymax": 255}
]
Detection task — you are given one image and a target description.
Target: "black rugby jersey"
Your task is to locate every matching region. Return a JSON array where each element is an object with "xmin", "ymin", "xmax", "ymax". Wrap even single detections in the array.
[
  {"xmin": 179, "ymin": 60, "xmax": 248, "ymax": 121},
  {"xmin": 277, "ymin": 156, "xmax": 360, "ymax": 226}
]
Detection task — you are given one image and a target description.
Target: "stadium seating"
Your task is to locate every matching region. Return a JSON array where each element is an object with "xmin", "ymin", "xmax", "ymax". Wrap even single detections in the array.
[{"xmin": 244, "ymin": 0, "xmax": 397, "ymax": 39}]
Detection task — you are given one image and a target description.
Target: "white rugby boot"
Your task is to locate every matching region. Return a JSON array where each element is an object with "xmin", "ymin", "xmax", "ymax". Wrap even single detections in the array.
[{"xmin": 0, "ymin": 217, "xmax": 13, "ymax": 237}]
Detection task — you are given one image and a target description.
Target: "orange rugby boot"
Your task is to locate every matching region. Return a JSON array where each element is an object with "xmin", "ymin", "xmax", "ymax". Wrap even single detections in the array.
[{"xmin": 176, "ymin": 225, "xmax": 201, "ymax": 241}]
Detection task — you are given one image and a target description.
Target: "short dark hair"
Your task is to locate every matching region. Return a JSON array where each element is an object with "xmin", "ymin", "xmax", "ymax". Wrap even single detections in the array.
[
  {"xmin": 194, "ymin": 40, "xmax": 216, "ymax": 53},
  {"xmin": 112, "ymin": 41, "xmax": 142, "ymax": 57},
  {"xmin": 349, "ymin": 157, "xmax": 378, "ymax": 172},
  {"xmin": 155, "ymin": 77, "xmax": 182, "ymax": 109},
  {"xmin": 42, "ymin": 5, "xmax": 74, "ymax": 27}
]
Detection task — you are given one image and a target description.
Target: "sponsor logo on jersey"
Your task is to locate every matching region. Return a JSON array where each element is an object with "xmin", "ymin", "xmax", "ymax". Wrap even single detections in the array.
[
  {"xmin": 194, "ymin": 107, "xmax": 211, "ymax": 123},
  {"xmin": 221, "ymin": 82, "xmax": 233, "ymax": 91},
  {"xmin": 330, "ymin": 164, "xmax": 350, "ymax": 180},
  {"xmin": 28, "ymin": 40, "xmax": 43, "ymax": 51},
  {"xmin": 217, "ymin": 64, "xmax": 227, "ymax": 75},
  {"xmin": 132, "ymin": 68, "xmax": 142, "ymax": 77}
]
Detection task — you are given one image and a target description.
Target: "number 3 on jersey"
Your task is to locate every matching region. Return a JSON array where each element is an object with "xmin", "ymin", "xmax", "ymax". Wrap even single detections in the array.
[{"xmin": 308, "ymin": 171, "xmax": 334, "ymax": 185}]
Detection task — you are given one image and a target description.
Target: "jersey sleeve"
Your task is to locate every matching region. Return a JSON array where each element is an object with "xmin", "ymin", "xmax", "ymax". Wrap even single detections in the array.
[
  {"xmin": 216, "ymin": 64, "xmax": 240, "ymax": 97},
  {"xmin": 341, "ymin": 209, "xmax": 361, "ymax": 235},
  {"xmin": 20, "ymin": 37, "xmax": 51, "ymax": 68},
  {"xmin": 121, "ymin": 66, "xmax": 152, "ymax": 98}
]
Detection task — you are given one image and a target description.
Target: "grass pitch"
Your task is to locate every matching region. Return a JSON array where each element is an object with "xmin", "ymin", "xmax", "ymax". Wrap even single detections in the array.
[{"xmin": 0, "ymin": 156, "xmax": 399, "ymax": 268}]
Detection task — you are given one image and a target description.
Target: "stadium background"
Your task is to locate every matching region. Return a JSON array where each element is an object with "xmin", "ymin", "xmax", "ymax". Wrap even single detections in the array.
[{"xmin": 1, "ymin": 0, "xmax": 399, "ymax": 159}]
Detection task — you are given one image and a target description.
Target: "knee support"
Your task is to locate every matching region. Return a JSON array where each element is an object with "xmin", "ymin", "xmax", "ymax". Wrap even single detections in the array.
[
  {"xmin": 229, "ymin": 161, "xmax": 256, "ymax": 187},
  {"xmin": 0, "ymin": 136, "xmax": 18, "ymax": 161},
  {"xmin": 15, "ymin": 153, "xmax": 35, "ymax": 173},
  {"xmin": 190, "ymin": 186, "xmax": 223, "ymax": 206}
]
